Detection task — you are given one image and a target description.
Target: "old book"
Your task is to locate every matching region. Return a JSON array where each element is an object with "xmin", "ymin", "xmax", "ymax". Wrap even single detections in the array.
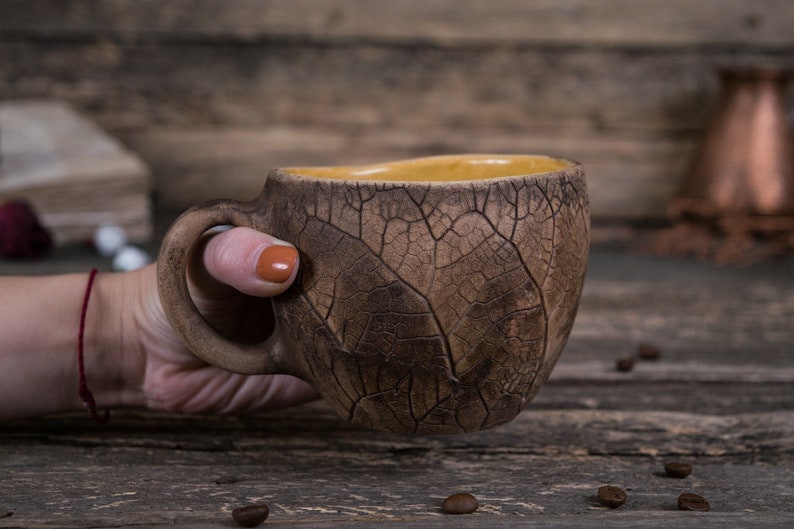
[{"xmin": 0, "ymin": 100, "xmax": 151, "ymax": 245}]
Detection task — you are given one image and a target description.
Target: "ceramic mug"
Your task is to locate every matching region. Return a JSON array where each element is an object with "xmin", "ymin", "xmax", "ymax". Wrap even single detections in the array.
[{"xmin": 157, "ymin": 154, "xmax": 589, "ymax": 433}]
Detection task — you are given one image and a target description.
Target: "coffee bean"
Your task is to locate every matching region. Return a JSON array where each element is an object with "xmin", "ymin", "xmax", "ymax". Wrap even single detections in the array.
[
  {"xmin": 232, "ymin": 504, "xmax": 269, "ymax": 527},
  {"xmin": 637, "ymin": 343, "xmax": 662, "ymax": 361},
  {"xmin": 615, "ymin": 357, "xmax": 635, "ymax": 372},
  {"xmin": 664, "ymin": 461, "xmax": 692, "ymax": 479},
  {"xmin": 678, "ymin": 492, "xmax": 710, "ymax": 511},
  {"xmin": 597, "ymin": 485, "xmax": 627, "ymax": 508},
  {"xmin": 214, "ymin": 475, "xmax": 238, "ymax": 485},
  {"xmin": 442, "ymin": 492, "xmax": 478, "ymax": 514}
]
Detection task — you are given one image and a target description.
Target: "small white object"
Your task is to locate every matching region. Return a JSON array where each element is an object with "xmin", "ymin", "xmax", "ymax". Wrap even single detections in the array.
[
  {"xmin": 94, "ymin": 224, "xmax": 128, "ymax": 257},
  {"xmin": 112, "ymin": 244, "xmax": 152, "ymax": 272}
]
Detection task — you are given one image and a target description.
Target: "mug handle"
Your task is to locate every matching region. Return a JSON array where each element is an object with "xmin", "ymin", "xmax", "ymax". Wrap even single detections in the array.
[{"xmin": 157, "ymin": 198, "xmax": 288, "ymax": 375}]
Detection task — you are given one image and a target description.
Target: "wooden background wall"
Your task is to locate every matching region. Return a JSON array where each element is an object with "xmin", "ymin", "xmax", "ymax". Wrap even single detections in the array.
[{"xmin": 1, "ymin": 0, "xmax": 793, "ymax": 222}]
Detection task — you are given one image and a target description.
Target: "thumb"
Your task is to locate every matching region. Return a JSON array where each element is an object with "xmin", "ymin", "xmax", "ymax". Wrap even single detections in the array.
[{"xmin": 192, "ymin": 226, "xmax": 299, "ymax": 298}]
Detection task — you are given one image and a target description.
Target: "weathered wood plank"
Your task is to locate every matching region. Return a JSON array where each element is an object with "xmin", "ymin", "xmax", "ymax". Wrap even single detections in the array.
[
  {"xmin": 570, "ymin": 250, "xmax": 794, "ymax": 349},
  {"xmin": 2, "ymin": 40, "xmax": 743, "ymax": 133},
  {"xmin": 550, "ymin": 362, "xmax": 794, "ymax": 384},
  {"xmin": 126, "ymin": 125, "xmax": 693, "ymax": 218},
  {"xmin": 1, "ymin": 0, "xmax": 793, "ymax": 49},
  {"xmin": 2, "ymin": 29, "xmax": 790, "ymax": 221},
  {"xmin": 2, "ymin": 459, "xmax": 793, "ymax": 528},
  {"xmin": 1, "ymin": 404, "xmax": 792, "ymax": 528},
  {"xmin": 534, "ymin": 381, "xmax": 794, "ymax": 415},
  {"xmin": 2, "ymin": 38, "xmax": 789, "ymax": 220},
  {"xmin": 1, "ymin": 245, "xmax": 792, "ymax": 528},
  {"xmin": 4, "ymin": 405, "xmax": 792, "ymax": 462},
  {"xmin": 2, "ymin": 2, "xmax": 793, "ymax": 223}
]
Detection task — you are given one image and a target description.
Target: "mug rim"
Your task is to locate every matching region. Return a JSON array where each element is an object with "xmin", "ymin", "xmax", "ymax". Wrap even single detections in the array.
[{"xmin": 274, "ymin": 153, "xmax": 582, "ymax": 185}]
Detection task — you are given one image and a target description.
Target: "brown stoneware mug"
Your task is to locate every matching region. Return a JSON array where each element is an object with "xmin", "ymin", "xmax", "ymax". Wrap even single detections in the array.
[{"xmin": 158, "ymin": 154, "xmax": 589, "ymax": 433}]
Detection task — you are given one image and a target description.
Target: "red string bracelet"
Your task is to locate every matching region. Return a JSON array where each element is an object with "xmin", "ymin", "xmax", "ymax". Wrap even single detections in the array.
[{"xmin": 78, "ymin": 268, "xmax": 110, "ymax": 424}]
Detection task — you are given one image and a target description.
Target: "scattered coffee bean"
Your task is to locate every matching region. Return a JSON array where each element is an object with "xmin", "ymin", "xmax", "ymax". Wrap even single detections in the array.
[
  {"xmin": 214, "ymin": 475, "xmax": 238, "ymax": 485},
  {"xmin": 442, "ymin": 492, "xmax": 478, "ymax": 514},
  {"xmin": 615, "ymin": 357, "xmax": 635, "ymax": 372},
  {"xmin": 637, "ymin": 343, "xmax": 662, "ymax": 361},
  {"xmin": 664, "ymin": 461, "xmax": 693, "ymax": 479},
  {"xmin": 677, "ymin": 492, "xmax": 710, "ymax": 511},
  {"xmin": 232, "ymin": 504, "xmax": 269, "ymax": 527},
  {"xmin": 597, "ymin": 485, "xmax": 627, "ymax": 508}
]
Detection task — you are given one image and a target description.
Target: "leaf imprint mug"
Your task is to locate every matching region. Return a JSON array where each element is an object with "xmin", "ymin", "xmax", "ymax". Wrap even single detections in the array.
[{"xmin": 158, "ymin": 154, "xmax": 589, "ymax": 433}]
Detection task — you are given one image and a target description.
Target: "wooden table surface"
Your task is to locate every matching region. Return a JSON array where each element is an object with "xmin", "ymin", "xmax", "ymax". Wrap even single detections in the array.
[{"xmin": 1, "ymin": 242, "xmax": 793, "ymax": 528}]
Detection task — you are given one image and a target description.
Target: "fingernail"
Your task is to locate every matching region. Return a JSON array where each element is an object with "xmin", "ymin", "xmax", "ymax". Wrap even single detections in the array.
[{"xmin": 256, "ymin": 244, "xmax": 298, "ymax": 283}]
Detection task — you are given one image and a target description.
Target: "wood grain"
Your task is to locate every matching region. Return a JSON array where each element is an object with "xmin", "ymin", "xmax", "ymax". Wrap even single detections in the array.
[
  {"xmin": 1, "ymin": 246, "xmax": 792, "ymax": 528},
  {"xmin": 2, "ymin": 40, "xmax": 739, "ymax": 132},
  {"xmin": 1, "ymin": 404, "xmax": 792, "ymax": 528},
  {"xmin": 1, "ymin": 0, "xmax": 793, "ymax": 48},
  {"xmin": 2, "ymin": 2, "xmax": 794, "ymax": 220},
  {"xmin": 1, "ymin": 37, "xmax": 787, "ymax": 218},
  {"xmin": 127, "ymin": 125, "xmax": 691, "ymax": 219}
]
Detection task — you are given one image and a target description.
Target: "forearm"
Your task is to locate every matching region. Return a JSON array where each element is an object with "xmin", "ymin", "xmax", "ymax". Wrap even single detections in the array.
[{"xmin": 0, "ymin": 272, "xmax": 144, "ymax": 419}]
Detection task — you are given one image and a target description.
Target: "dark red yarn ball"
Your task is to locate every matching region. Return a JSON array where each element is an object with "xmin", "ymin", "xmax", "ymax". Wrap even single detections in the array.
[{"xmin": 0, "ymin": 200, "xmax": 53, "ymax": 259}]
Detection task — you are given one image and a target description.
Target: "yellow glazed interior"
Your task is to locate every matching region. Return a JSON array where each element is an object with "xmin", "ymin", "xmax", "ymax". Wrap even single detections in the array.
[{"xmin": 285, "ymin": 154, "xmax": 571, "ymax": 182}]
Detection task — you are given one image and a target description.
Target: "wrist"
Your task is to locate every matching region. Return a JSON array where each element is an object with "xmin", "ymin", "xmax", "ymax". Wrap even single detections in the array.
[{"xmin": 85, "ymin": 269, "xmax": 147, "ymax": 411}]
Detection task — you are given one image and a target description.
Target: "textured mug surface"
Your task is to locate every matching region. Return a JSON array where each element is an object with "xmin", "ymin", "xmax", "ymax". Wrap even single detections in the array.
[{"xmin": 158, "ymin": 154, "xmax": 590, "ymax": 433}]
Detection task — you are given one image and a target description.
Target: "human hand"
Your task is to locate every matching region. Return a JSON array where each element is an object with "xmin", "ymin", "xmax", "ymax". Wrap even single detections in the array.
[{"xmin": 122, "ymin": 227, "xmax": 319, "ymax": 414}]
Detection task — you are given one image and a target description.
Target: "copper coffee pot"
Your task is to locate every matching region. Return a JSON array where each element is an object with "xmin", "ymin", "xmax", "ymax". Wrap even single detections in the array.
[
  {"xmin": 649, "ymin": 65, "xmax": 794, "ymax": 264},
  {"xmin": 671, "ymin": 66, "xmax": 794, "ymax": 226}
]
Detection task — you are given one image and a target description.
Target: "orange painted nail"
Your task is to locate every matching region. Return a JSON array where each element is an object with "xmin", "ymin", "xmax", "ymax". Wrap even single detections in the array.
[{"xmin": 256, "ymin": 245, "xmax": 298, "ymax": 283}]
